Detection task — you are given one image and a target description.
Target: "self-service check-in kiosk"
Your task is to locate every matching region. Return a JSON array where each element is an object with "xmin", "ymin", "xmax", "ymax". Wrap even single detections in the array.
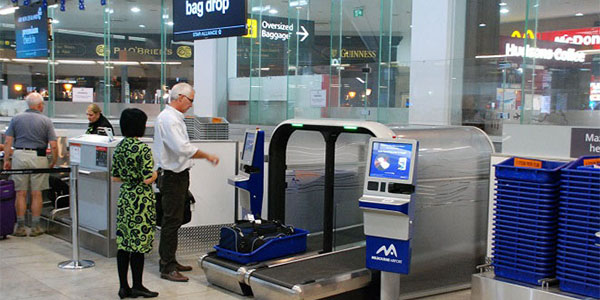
[
  {"xmin": 360, "ymin": 137, "xmax": 418, "ymax": 299},
  {"xmin": 227, "ymin": 129, "xmax": 264, "ymax": 218}
]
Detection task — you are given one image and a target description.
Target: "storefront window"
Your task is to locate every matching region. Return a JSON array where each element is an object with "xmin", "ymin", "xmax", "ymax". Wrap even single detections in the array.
[
  {"xmin": 0, "ymin": 0, "xmax": 193, "ymax": 119},
  {"xmin": 227, "ymin": 0, "xmax": 412, "ymax": 125}
]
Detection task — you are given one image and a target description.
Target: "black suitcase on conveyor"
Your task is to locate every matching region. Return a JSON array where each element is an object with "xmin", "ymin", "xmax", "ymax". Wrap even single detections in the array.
[{"xmin": 218, "ymin": 220, "xmax": 295, "ymax": 254}]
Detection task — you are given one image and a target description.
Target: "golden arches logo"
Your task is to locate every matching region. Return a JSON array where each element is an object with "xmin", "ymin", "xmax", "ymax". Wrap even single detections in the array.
[{"xmin": 511, "ymin": 30, "xmax": 536, "ymax": 39}]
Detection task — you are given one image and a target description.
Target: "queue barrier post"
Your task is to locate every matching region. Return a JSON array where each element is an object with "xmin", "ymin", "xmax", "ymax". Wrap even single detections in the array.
[{"xmin": 58, "ymin": 164, "xmax": 95, "ymax": 269}]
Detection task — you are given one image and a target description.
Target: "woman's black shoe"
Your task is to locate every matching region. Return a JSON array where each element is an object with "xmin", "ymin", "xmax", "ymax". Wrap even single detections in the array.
[
  {"xmin": 118, "ymin": 287, "xmax": 131, "ymax": 299},
  {"xmin": 130, "ymin": 287, "xmax": 159, "ymax": 298}
]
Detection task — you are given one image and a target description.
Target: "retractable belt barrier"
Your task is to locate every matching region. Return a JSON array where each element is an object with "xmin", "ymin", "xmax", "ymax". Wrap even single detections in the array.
[{"xmin": 1, "ymin": 166, "xmax": 95, "ymax": 270}]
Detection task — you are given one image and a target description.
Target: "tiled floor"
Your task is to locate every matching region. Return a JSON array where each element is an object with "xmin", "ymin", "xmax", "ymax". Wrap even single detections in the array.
[{"xmin": 0, "ymin": 234, "xmax": 471, "ymax": 299}]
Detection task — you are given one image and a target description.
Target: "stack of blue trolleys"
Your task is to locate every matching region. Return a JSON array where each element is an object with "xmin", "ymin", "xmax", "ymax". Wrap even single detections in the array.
[
  {"xmin": 557, "ymin": 156, "xmax": 600, "ymax": 299},
  {"xmin": 492, "ymin": 157, "xmax": 565, "ymax": 285}
]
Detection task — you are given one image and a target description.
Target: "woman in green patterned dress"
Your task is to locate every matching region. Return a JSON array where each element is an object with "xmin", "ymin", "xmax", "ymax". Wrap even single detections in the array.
[{"xmin": 111, "ymin": 108, "xmax": 158, "ymax": 299}]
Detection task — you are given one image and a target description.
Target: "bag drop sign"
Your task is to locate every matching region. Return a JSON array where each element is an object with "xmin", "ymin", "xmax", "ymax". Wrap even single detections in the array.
[{"xmin": 173, "ymin": 0, "xmax": 247, "ymax": 41}]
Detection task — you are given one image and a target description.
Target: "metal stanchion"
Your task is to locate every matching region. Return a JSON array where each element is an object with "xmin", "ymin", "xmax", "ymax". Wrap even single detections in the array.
[{"xmin": 58, "ymin": 164, "xmax": 95, "ymax": 269}]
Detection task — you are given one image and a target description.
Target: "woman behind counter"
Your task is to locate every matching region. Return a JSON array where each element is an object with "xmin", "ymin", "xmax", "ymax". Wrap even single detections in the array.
[
  {"xmin": 111, "ymin": 108, "xmax": 158, "ymax": 299},
  {"xmin": 86, "ymin": 103, "xmax": 114, "ymax": 134}
]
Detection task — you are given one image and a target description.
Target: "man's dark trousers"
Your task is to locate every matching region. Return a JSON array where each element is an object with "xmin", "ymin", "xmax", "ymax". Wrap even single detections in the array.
[{"xmin": 158, "ymin": 169, "xmax": 189, "ymax": 273}]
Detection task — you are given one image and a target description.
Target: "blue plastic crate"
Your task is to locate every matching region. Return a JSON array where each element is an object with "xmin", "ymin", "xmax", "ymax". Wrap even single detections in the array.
[
  {"xmin": 494, "ymin": 218, "xmax": 558, "ymax": 232},
  {"xmin": 557, "ymin": 253, "xmax": 600, "ymax": 268},
  {"xmin": 557, "ymin": 260, "xmax": 600, "ymax": 279},
  {"xmin": 214, "ymin": 228, "xmax": 308, "ymax": 264},
  {"xmin": 495, "ymin": 188, "xmax": 559, "ymax": 201},
  {"xmin": 557, "ymin": 244, "xmax": 600, "ymax": 260},
  {"xmin": 496, "ymin": 178, "xmax": 560, "ymax": 191},
  {"xmin": 561, "ymin": 183, "xmax": 600, "ymax": 194},
  {"xmin": 560, "ymin": 187, "xmax": 600, "ymax": 202},
  {"xmin": 559, "ymin": 210, "xmax": 600, "ymax": 222},
  {"xmin": 493, "ymin": 235, "xmax": 555, "ymax": 247},
  {"xmin": 495, "ymin": 197, "xmax": 558, "ymax": 210},
  {"xmin": 496, "ymin": 192, "xmax": 559, "ymax": 205},
  {"xmin": 559, "ymin": 216, "xmax": 600, "ymax": 229},
  {"xmin": 493, "ymin": 213, "xmax": 558, "ymax": 226},
  {"xmin": 494, "ymin": 263, "xmax": 554, "ymax": 286},
  {"xmin": 559, "ymin": 200, "xmax": 600, "ymax": 212},
  {"xmin": 494, "ymin": 227, "xmax": 557, "ymax": 242},
  {"xmin": 495, "ymin": 157, "xmax": 566, "ymax": 183},
  {"xmin": 494, "ymin": 222, "xmax": 557, "ymax": 236},
  {"xmin": 557, "ymin": 248, "xmax": 600, "ymax": 264},
  {"xmin": 495, "ymin": 202, "xmax": 557, "ymax": 215},
  {"xmin": 493, "ymin": 209, "xmax": 556, "ymax": 223},
  {"xmin": 492, "ymin": 241, "xmax": 555, "ymax": 254},
  {"xmin": 561, "ymin": 174, "xmax": 600, "ymax": 186},
  {"xmin": 561, "ymin": 179, "xmax": 600, "ymax": 190},
  {"xmin": 558, "ymin": 230, "xmax": 598, "ymax": 244},
  {"xmin": 557, "ymin": 270, "xmax": 600, "ymax": 299},
  {"xmin": 562, "ymin": 155, "xmax": 600, "ymax": 175},
  {"xmin": 492, "ymin": 251, "xmax": 555, "ymax": 267}
]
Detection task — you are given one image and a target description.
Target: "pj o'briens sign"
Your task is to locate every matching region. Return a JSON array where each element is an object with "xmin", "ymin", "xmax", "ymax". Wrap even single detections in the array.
[{"xmin": 173, "ymin": 0, "xmax": 247, "ymax": 41}]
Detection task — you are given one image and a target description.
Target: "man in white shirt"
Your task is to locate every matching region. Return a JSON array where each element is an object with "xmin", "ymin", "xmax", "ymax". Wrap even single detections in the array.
[{"xmin": 154, "ymin": 82, "xmax": 219, "ymax": 282}]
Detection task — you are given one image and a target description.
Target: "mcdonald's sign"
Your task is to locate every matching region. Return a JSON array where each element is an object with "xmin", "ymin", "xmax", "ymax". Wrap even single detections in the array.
[{"xmin": 511, "ymin": 30, "xmax": 539, "ymax": 39}]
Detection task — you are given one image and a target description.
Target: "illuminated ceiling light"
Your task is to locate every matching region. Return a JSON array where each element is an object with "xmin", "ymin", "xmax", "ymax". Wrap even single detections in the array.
[
  {"xmin": 0, "ymin": 6, "xmax": 19, "ymax": 15},
  {"xmin": 500, "ymin": 8, "xmax": 510, "ymax": 14},
  {"xmin": 479, "ymin": 23, "xmax": 486, "ymax": 27},
  {"xmin": 130, "ymin": 7, "xmax": 141, "ymax": 13},
  {"xmin": 167, "ymin": 21, "xmax": 174, "ymax": 26},
  {"xmin": 14, "ymin": 84, "xmax": 23, "ymax": 92},
  {"xmin": 48, "ymin": 4, "xmax": 59, "ymax": 8},
  {"xmin": 109, "ymin": 61, "xmax": 140, "ymax": 65},
  {"xmin": 290, "ymin": 0, "xmax": 308, "ymax": 7},
  {"xmin": 139, "ymin": 24, "xmax": 146, "ymax": 28},
  {"xmin": 104, "ymin": 8, "xmax": 114, "ymax": 14},
  {"xmin": 348, "ymin": 91, "xmax": 357, "ymax": 99},
  {"xmin": 575, "ymin": 13, "xmax": 584, "ymax": 17},
  {"xmin": 56, "ymin": 60, "xmax": 96, "ymax": 65},
  {"xmin": 12, "ymin": 58, "xmax": 48, "ymax": 63},
  {"xmin": 268, "ymin": 9, "xmax": 278, "ymax": 14},
  {"xmin": 366, "ymin": 88, "xmax": 372, "ymax": 96},
  {"xmin": 355, "ymin": 77, "xmax": 365, "ymax": 84},
  {"xmin": 499, "ymin": 2, "xmax": 507, "ymax": 6},
  {"xmin": 140, "ymin": 62, "xmax": 182, "ymax": 65},
  {"xmin": 63, "ymin": 83, "xmax": 73, "ymax": 91},
  {"xmin": 51, "ymin": 19, "xmax": 60, "ymax": 24}
]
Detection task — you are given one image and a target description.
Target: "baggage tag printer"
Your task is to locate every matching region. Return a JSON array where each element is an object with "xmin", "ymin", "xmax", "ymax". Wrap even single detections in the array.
[
  {"xmin": 228, "ymin": 129, "xmax": 265, "ymax": 220},
  {"xmin": 359, "ymin": 137, "xmax": 418, "ymax": 275}
]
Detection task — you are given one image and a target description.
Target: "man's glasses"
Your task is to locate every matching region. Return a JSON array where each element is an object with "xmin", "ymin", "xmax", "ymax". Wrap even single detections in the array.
[{"xmin": 179, "ymin": 94, "xmax": 193, "ymax": 103}]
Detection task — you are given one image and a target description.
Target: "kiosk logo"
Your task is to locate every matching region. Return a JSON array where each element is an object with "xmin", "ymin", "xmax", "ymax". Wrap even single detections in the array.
[{"xmin": 376, "ymin": 244, "xmax": 398, "ymax": 257}]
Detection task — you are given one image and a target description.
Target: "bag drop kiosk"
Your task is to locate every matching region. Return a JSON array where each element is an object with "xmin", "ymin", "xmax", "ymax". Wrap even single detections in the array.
[
  {"xmin": 227, "ymin": 129, "xmax": 264, "ymax": 218},
  {"xmin": 359, "ymin": 138, "xmax": 419, "ymax": 300},
  {"xmin": 68, "ymin": 134, "xmax": 122, "ymax": 257}
]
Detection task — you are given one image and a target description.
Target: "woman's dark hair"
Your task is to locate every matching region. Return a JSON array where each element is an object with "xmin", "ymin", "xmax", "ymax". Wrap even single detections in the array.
[{"xmin": 119, "ymin": 108, "xmax": 147, "ymax": 137}]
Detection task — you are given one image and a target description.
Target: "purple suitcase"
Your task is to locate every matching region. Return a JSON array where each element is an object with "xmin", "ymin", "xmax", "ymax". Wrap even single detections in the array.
[{"xmin": 0, "ymin": 180, "xmax": 16, "ymax": 238}]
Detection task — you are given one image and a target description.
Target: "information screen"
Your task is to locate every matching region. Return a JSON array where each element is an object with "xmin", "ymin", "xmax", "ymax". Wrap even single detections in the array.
[
  {"xmin": 15, "ymin": 5, "xmax": 48, "ymax": 58},
  {"xmin": 369, "ymin": 142, "xmax": 414, "ymax": 180},
  {"xmin": 173, "ymin": 0, "xmax": 247, "ymax": 41},
  {"xmin": 241, "ymin": 132, "xmax": 256, "ymax": 163}
]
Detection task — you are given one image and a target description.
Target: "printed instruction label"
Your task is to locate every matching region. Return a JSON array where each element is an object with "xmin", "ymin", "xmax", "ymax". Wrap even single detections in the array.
[{"xmin": 514, "ymin": 158, "xmax": 542, "ymax": 169}]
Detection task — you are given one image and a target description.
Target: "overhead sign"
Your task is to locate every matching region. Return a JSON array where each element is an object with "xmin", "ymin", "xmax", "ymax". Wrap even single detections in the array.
[
  {"xmin": 571, "ymin": 128, "xmax": 600, "ymax": 157},
  {"xmin": 503, "ymin": 40, "xmax": 585, "ymax": 63},
  {"xmin": 243, "ymin": 16, "xmax": 313, "ymax": 44},
  {"xmin": 173, "ymin": 0, "xmax": 247, "ymax": 41},
  {"xmin": 14, "ymin": 4, "xmax": 48, "ymax": 58},
  {"xmin": 541, "ymin": 27, "xmax": 600, "ymax": 49}
]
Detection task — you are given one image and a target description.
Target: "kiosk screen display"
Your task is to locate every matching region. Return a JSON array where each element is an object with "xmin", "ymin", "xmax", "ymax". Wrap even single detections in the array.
[
  {"xmin": 369, "ymin": 142, "xmax": 413, "ymax": 180},
  {"xmin": 241, "ymin": 132, "xmax": 256, "ymax": 163}
]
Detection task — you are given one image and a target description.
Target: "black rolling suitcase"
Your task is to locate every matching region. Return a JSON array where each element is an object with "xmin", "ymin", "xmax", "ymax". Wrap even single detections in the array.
[{"xmin": 218, "ymin": 220, "xmax": 295, "ymax": 253}]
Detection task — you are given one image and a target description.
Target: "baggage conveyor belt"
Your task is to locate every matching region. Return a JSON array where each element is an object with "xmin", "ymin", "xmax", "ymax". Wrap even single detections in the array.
[{"xmin": 200, "ymin": 246, "xmax": 372, "ymax": 300}]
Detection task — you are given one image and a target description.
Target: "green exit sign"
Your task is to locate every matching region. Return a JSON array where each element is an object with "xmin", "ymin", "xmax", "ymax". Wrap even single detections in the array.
[{"xmin": 353, "ymin": 7, "xmax": 364, "ymax": 17}]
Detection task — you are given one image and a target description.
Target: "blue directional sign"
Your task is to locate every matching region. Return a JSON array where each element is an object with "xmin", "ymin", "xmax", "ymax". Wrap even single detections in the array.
[{"xmin": 15, "ymin": 4, "xmax": 48, "ymax": 58}]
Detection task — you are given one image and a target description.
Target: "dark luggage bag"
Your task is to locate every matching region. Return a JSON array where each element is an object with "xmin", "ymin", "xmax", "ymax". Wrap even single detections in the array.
[
  {"xmin": 0, "ymin": 180, "xmax": 16, "ymax": 239},
  {"xmin": 219, "ymin": 220, "xmax": 295, "ymax": 253}
]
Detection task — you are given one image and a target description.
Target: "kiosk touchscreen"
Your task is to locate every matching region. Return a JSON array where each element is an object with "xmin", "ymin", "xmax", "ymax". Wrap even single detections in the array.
[
  {"xmin": 359, "ymin": 137, "xmax": 418, "ymax": 275},
  {"xmin": 228, "ymin": 129, "xmax": 264, "ymax": 218}
]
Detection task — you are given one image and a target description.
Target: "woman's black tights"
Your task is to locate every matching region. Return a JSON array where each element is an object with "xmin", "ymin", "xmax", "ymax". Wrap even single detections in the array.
[{"xmin": 116, "ymin": 249, "xmax": 146, "ymax": 290}]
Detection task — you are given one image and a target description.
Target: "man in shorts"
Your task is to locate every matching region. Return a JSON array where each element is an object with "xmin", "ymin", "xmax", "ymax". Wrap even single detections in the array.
[{"xmin": 3, "ymin": 92, "xmax": 58, "ymax": 237}]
